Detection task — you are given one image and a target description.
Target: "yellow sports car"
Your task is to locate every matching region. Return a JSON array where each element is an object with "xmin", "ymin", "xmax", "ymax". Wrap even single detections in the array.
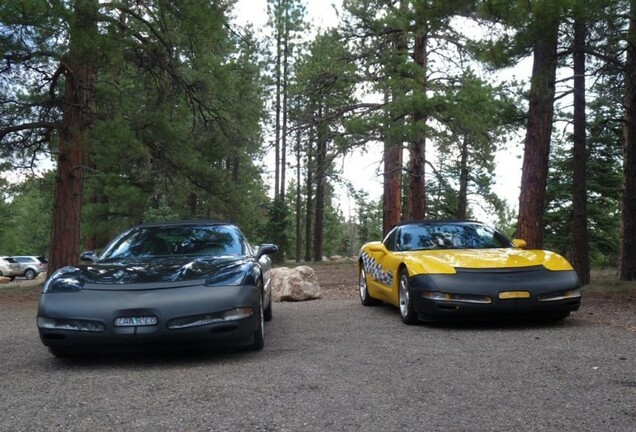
[{"xmin": 358, "ymin": 220, "xmax": 581, "ymax": 324}]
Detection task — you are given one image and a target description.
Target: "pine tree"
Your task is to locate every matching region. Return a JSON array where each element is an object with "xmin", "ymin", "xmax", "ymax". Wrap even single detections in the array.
[{"xmin": 1, "ymin": 1, "xmax": 269, "ymax": 271}]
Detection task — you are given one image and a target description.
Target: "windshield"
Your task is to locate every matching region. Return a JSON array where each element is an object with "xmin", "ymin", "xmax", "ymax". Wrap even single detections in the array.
[
  {"xmin": 100, "ymin": 225, "xmax": 245, "ymax": 260},
  {"xmin": 395, "ymin": 222, "xmax": 513, "ymax": 251}
]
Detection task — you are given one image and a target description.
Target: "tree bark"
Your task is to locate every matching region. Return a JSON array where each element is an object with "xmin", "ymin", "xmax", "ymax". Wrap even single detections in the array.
[
  {"xmin": 516, "ymin": 14, "xmax": 559, "ymax": 248},
  {"xmin": 383, "ymin": 136, "xmax": 403, "ymax": 235},
  {"xmin": 620, "ymin": 0, "xmax": 636, "ymax": 280},
  {"xmin": 273, "ymin": 1, "xmax": 282, "ymax": 199},
  {"xmin": 313, "ymin": 127, "xmax": 326, "ymax": 262},
  {"xmin": 572, "ymin": 14, "xmax": 590, "ymax": 285},
  {"xmin": 382, "ymin": 11, "xmax": 407, "ymax": 235},
  {"xmin": 408, "ymin": 32, "xmax": 428, "ymax": 221},
  {"xmin": 48, "ymin": 0, "xmax": 98, "ymax": 274},
  {"xmin": 457, "ymin": 135, "xmax": 469, "ymax": 219},
  {"xmin": 280, "ymin": 3, "xmax": 289, "ymax": 200},
  {"xmin": 295, "ymin": 130, "xmax": 302, "ymax": 262},
  {"xmin": 304, "ymin": 136, "xmax": 314, "ymax": 262}
]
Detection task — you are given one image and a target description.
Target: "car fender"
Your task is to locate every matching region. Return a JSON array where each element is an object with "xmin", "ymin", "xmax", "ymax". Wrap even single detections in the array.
[
  {"xmin": 536, "ymin": 251, "xmax": 575, "ymax": 271},
  {"xmin": 401, "ymin": 254, "xmax": 457, "ymax": 276}
]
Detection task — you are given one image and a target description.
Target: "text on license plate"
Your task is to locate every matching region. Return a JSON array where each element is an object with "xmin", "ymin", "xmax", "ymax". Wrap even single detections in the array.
[
  {"xmin": 114, "ymin": 316, "xmax": 158, "ymax": 327},
  {"xmin": 498, "ymin": 291, "xmax": 531, "ymax": 300}
]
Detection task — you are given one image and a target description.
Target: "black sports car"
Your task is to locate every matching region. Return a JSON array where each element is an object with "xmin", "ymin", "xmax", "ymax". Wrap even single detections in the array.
[{"xmin": 37, "ymin": 221, "xmax": 277, "ymax": 356}]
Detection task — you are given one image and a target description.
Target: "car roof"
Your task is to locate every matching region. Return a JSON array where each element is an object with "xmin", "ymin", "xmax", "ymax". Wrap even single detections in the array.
[
  {"xmin": 393, "ymin": 220, "xmax": 486, "ymax": 227},
  {"xmin": 131, "ymin": 220, "xmax": 236, "ymax": 229}
]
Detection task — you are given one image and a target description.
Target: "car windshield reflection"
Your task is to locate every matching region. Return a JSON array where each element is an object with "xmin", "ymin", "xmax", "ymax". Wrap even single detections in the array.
[
  {"xmin": 396, "ymin": 222, "xmax": 513, "ymax": 251},
  {"xmin": 100, "ymin": 225, "xmax": 245, "ymax": 260}
]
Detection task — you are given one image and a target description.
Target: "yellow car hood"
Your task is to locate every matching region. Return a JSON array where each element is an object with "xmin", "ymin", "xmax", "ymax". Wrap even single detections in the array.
[{"xmin": 405, "ymin": 248, "xmax": 574, "ymax": 274}]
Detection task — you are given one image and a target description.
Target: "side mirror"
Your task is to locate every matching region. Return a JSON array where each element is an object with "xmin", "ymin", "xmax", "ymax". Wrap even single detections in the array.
[
  {"xmin": 257, "ymin": 244, "xmax": 278, "ymax": 259},
  {"xmin": 80, "ymin": 251, "xmax": 99, "ymax": 262},
  {"xmin": 512, "ymin": 239, "xmax": 527, "ymax": 249},
  {"xmin": 367, "ymin": 242, "xmax": 388, "ymax": 255}
]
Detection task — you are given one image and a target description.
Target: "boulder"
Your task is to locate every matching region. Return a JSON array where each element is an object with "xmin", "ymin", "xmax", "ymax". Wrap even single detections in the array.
[
  {"xmin": 0, "ymin": 277, "xmax": 11, "ymax": 285},
  {"xmin": 270, "ymin": 266, "xmax": 322, "ymax": 302}
]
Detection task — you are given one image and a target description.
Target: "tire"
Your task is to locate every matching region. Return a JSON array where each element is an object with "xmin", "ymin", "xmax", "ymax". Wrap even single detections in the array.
[
  {"xmin": 398, "ymin": 268, "xmax": 418, "ymax": 325},
  {"xmin": 249, "ymin": 298, "xmax": 265, "ymax": 351},
  {"xmin": 264, "ymin": 290, "xmax": 273, "ymax": 322},
  {"xmin": 24, "ymin": 269, "xmax": 37, "ymax": 280},
  {"xmin": 546, "ymin": 312, "xmax": 570, "ymax": 321},
  {"xmin": 49, "ymin": 347, "xmax": 74, "ymax": 358},
  {"xmin": 359, "ymin": 267, "xmax": 381, "ymax": 306}
]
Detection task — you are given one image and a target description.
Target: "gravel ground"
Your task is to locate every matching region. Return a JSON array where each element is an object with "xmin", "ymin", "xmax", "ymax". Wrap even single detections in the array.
[{"xmin": 0, "ymin": 264, "xmax": 635, "ymax": 431}]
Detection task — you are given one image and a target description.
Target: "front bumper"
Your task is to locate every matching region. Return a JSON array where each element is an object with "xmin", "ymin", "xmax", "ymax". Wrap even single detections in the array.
[
  {"xmin": 37, "ymin": 283, "xmax": 261, "ymax": 353},
  {"xmin": 409, "ymin": 266, "xmax": 581, "ymax": 321}
]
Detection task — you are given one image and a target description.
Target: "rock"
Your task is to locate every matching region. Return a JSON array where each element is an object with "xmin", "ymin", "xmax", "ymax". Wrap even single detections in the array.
[
  {"xmin": 328, "ymin": 255, "xmax": 344, "ymax": 261},
  {"xmin": 270, "ymin": 266, "xmax": 322, "ymax": 302},
  {"xmin": 0, "ymin": 277, "xmax": 11, "ymax": 284}
]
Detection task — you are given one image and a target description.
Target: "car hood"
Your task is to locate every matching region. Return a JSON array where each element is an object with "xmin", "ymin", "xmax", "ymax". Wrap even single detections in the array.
[
  {"xmin": 404, "ymin": 248, "xmax": 574, "ymax": 274},
  {"xmin": 54, "ymin": 256, "xmax": 250, "ymax": 285}
]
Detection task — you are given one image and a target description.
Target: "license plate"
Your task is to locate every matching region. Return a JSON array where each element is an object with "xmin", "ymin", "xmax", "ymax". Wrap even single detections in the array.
[
  {"xmin": 498, "ymin": 291, "xmax": 531, "ymax": 300},
  {"xmin": 114, "ymin": 316, "xmax": 158, "ymax": 327}
]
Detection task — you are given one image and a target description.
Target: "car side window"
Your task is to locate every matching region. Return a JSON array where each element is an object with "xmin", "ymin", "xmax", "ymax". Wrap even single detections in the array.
[
  {"xmin": 394, "ymin": 226, "xmax": 435, "ymax": 251},
  {"xmin": 384, "ymin": 229, "xmax": 398, "ymax": 251}
]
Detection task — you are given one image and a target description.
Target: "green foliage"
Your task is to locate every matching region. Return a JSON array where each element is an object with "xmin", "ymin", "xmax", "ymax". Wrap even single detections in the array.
[
  {"xmin": 263, "ymin": 196, "xmax": 289, "ymax": 264},
  {"xmin": 0, "ymin": 172, "xmax": 54, "ymax": 256},
  {"xmin": 355, "ymin": 192, "xmax": 383, "ymax": 244},
  {"xmin": 1, "ymin": 1, "xmax": 271, "ymax": 253},
  {"xmin": 1, "ymin": 0, "xmax": 629, "ymax": 268},
  {"xmin": 544, "ymin": 101, "xmax": 622, "ymax": 266},
  {"xmin": 143, "ymin": 196, "xmax": 180, "ymax": 224}
]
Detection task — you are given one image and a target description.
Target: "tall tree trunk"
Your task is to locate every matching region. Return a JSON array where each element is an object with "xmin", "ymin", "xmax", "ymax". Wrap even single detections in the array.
[
  {"xmin": 516, "ymin": 14, "xmax": 559, "ymax": 248},
  {"xmin": 383, "ymin": 136, "xmax": 403, "ymax": 235},
  {"xmin": 313, "ymin": 123, "xmax": 326, "ymax": 261},
  {"xmin": 295, "ymin": 130, "xmax": 302, "ymax": 262},
  {"xmin": 48, "ymin": 0, "xmax": 98, "ymax": 274},
  {"xmin": 620, "ymin": 0, "xmax": 636, "ymax": 280},
  {"xmin": 280, "ymin": 5, "xmax": 289, "ymax": 200},
  {"xmin": 383, "ymin": 13, "xmax": 407, "ymax": 235},
  {"xmin": 304, "ymin": 136, "xmax": 314, "ymax": 262},
  {"xmin": 571, "ymin": 13, "xmax": 590, "ymax": 285},
  {"xmin": 408, "ymin": 30, "xmax": 427, "ymax": 221},
  {"xmin": 457, "ymin": 135, "xmax": 469, "ymax": 219},
  {"xmin": 273, "ymin": 3, "xmax": 282, "ymax": 199}
]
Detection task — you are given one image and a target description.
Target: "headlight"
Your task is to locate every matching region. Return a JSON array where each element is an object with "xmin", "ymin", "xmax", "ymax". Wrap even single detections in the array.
[
  {"xmin": 37, "ymin": 317, "xmax": 105, "ymax": 332},
  {"xmin": 421, "ymin": 290, "xmax": 492, "ymax": 304},
  {"xmin": 43, "ymin": 268, "xmax": 85, "ymax": 293},
  {"xmin": 537, "ymin": 289, "xmax": 581, "ymax": 302},
  {"xmin": 167, "ymin": 307, "xmax": 253, "ymax": 329},
  {"xmin": 204, "ymin": 269, "xmax": 247, "ymax": 286}
]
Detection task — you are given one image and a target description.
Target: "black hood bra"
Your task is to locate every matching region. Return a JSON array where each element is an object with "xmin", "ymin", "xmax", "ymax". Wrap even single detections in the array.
[{"xmin": 60, "ymin": 255, "xmax": 250, "ymax": 285}]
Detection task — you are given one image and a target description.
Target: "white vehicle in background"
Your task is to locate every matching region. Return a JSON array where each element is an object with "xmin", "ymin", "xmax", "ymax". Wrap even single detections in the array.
[
  {"xmin": 0, "ymin": 257, "xmax": 21, "ymax": 281},
  {"xmin": 12, "ymin": 256, "xmax": 48, "ymax": 280}
]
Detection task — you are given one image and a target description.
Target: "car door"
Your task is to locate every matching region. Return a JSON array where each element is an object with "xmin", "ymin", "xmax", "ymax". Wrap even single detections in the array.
[{"xmin": 363, "ymin": 228, "xmax": 403, "ymax": 305}]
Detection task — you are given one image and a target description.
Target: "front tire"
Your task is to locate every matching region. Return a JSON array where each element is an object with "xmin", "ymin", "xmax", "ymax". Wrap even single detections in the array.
[
  {"xmin": 399, "ymin": 268, "xmax": 418, "ymax": 325},
  {"xmin": 546, "ymin": 312, "xmax": 570, "ymax": 321},
  {"xmin": 359, "ymin": 267, "xmax": 381, "ymax": 306},
  {"xmin": 249, "ymin": 298, "xmax": 265, "ymax": 351},
  {"xmin": 264, "ymin": 291, "xmax": 273, "ymax": 322},
  {"xmin": 49, "ymin": 347, "xmax": 74, "ymax": 358}
]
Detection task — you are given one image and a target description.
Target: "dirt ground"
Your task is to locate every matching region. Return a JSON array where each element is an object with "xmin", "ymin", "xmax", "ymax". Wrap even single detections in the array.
[
  {"xmin": 308, "ymin": 261, "xmax": 636, "ymax": 333},
  {"xmin": 2, "ymin": 261, "xmax": 634, "ymax": 332}
]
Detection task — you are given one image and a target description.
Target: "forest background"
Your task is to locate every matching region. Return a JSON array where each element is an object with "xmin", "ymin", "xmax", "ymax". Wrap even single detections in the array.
[{"xmin": 1, "ymin": 0, "xmax": 635, "ymax": 285}]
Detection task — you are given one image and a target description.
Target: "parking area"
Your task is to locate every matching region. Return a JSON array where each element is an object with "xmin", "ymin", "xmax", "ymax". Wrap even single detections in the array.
[{"xmin": 1, "ymin": 286, "xmax": 635, "ymax": 431}]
